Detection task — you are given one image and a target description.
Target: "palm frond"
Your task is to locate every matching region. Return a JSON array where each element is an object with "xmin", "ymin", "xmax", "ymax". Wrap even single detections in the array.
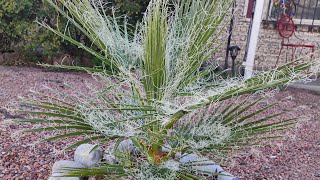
[
  {"xmin": 60, "ymin": 163, "xmax": 128, "ymax": 177},
  {"xmin": 172, "ymin": 96, "xmax": 295, "ymax": 154}
]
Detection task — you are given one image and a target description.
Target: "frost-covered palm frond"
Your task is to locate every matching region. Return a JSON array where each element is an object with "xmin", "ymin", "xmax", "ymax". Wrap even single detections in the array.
[
  {"xmin": 17, "ymin": 0, "xmax": 320, "ymax": 179},
  {"xmin": 173, "ymin": 96, "xmax": 294, "ymax": 155},
  {"xmin": 162, "ymin": 0, "xmax": 233, "ymax": 99},
  {"xmin": 42, "ymin": 0, "xmax": 234, "ymax": 100},
  {"xmin": 43, "ymin": 0, "xmax": 143, "ymax": 73}
]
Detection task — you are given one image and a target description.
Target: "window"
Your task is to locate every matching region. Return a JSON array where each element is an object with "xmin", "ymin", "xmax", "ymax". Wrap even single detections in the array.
[{"xmin": 295, "ymin": 0, "xmax": 320, "ymax": 21}]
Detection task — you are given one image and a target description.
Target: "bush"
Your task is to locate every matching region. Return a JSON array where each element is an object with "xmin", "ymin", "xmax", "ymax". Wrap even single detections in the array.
[
  {"xmin": 111, "ymin": 0, "xmax": 149, "ymax": 25},
  {"xmin": 0, "ymin": 0, "xmax": 35, "ymax": 50},
  {"xmin": 0, "ymin": 0, "xmax": 63, "ymax": 62},
  {"xmin": 0, "ymin": 0, "xmax": 148, "ymax": 65}
]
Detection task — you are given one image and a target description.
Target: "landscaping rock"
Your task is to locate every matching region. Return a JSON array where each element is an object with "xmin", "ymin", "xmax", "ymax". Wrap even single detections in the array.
[
  {"xmin": 163, "ymin": 159, "xmax": 180, "ymax": 171},
  {"xmin": 115, "ymin": 140, "xmax": 172, "ymax": 155},
  {"xmin": 74, "ymin": 144, "xmax": 103, "ymax": 167},
  {"xmin": 48, "ymin": 160, "xmax": 85, "ymax": 180},
  {"xmin": 218, "ymin": 172, "xmax": 241, "ymax": 180},
  {"xmin": 48, "ymin": 176, "xmax": 82, "ymax": 180},
  {"xmin": 161, "ymin": 145, "xmax": 172, "ymax": 153},
  {"xmin": 179, "ymin": 153, "xmax": 202, "ymax": 163},
  {"xmin": 179, "ymin": 154, "xmax": 239, "ymax": 180},
  {"xmin": 103, "ymin": 154, "xmax": 117, "ymax": 164},
  {"xmin": 117, "ymin": 139, "xmax": 137, "ymax": 153},
  {"xmin": 174, "ymin": 152, "xmax": 182, "ymax": 159}
]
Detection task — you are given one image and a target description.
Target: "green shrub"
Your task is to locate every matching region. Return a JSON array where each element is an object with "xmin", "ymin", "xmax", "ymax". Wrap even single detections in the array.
[
  {"xmin": 111, "ymin": 0, "xmax": 149, "ymax": 25},
  {"xmin": 0, "ymin": 0, "xmax": 63, "ymax": 62},
  {"xmin": 0, "ymin": 0, "xmax": 148, "ymax": 64},
  {"xmin": 0, "ymin": 0, "xmax": 34, "ymax": 50}
]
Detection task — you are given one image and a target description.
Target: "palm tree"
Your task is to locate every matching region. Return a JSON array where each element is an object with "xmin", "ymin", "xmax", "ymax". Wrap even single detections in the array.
[{"xmin": 17, "ymin": 0, "xmax": 319, "ymax": 179}]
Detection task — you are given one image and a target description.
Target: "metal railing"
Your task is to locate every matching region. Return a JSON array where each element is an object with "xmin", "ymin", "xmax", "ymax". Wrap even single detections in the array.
[{"xmin": 265, "ymin": 0, "xmax": 320, "ymax": 26}]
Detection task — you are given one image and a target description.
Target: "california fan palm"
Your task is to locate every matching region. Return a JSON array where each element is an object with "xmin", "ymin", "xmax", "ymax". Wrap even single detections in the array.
[{"xmin": 16, "ymin": 0, "xmax": 320, "ymax": 179}]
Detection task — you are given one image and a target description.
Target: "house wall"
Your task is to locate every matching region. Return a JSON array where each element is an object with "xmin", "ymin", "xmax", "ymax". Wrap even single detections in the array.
[{"xmin": 222, "ymin": 0, "xmax": 320, "ymax": 71}]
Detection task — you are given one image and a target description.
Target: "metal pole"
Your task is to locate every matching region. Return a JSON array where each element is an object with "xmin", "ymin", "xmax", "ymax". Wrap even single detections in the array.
[
  {"xmin": 312, "ymin": 0, "xmax": 319, "ymax": 26},
  {"xmin": 244, "ymin": 0, "xmax": 265, "ymax": 79},
  {"xmin": 300, "ymin": 0, "xmax": 307, "ymax": 24},
  {"xmin": 232, "ymin": 57, "xmax": 236, "ymax": 76},
  {"xmin": 266, "ymin": 0, "xmax": 272, "ymax": 21},
  {"xmin": 224, "ymin": 2, "xmax": 236, "ymax": 70}
]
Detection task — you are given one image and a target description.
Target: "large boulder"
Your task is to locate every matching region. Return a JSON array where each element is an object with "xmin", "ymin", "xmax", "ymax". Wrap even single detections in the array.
[
  {"xmin": 74, "ymin": 144, "xmax": 103, "ymax": 167},
  {"xmin": 48, "ymin": 160, "xmax": 85, "ymax": 180}
]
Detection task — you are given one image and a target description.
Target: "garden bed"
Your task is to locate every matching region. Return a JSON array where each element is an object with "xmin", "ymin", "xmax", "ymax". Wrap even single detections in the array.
[{"xmin": 0, "ymin": 66, "xmax": 319, "ymax": 179}]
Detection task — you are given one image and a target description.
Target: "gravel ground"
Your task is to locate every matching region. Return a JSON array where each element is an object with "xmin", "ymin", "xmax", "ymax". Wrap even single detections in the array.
[
  {"xmin": 0, "ymin": 66, "xmax": 94, "ymax": 180},
  {"xmin": 227, "ymin": 89, "xmax": 320, "ymax": 180},
  {"xmin": 0, "ymin": 66, "xmax": 320, "ymax": 179}
]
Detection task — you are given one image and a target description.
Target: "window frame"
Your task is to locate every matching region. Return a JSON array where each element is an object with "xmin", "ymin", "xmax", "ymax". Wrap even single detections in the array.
[{"xmin": 245, "ymin": 0, "xmax": 255, "ymax": 18}]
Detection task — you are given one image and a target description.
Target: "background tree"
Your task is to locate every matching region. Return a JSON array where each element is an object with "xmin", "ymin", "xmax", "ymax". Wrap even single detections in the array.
[{"xmin": 0, "ymin": 0, "xmax": 148, "ymax": 64}]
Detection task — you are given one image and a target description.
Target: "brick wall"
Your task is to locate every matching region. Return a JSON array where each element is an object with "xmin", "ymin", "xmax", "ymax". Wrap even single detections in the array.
[{"xmin": 219, "ymin": 0, "xmax": 320, "ymax": 71}]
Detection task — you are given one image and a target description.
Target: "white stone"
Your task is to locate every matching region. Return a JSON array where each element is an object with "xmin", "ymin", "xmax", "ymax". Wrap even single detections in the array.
[
  {"xmin": 48, "ymin": 176, "xmax": 81, "ymax": 180},
  {"xmin": 161, "ymin": 145, "xmax": 172, "ymax": 153},
  {"xmin": 74, "ymin": 144, "xmax": 103, "ymax": 167},
  {"xmin": 48, "ymin": 160, "xmax": 85, "ymax": 180},
  {"xmin": 103, "ymin": 154, "xmax": 118, "ymax": 164},
  {"xmin": 117, "ymin": 139, "xmax": 137, "ymax": 153},
  {"xmin": 218, "ymin": 172, "xmax": 241, "ymax": 180},
  {"xmin": 179, "ymin": 154, "xmax": 201, "ymax": 163},
  {"xmin": 162, "ymin": 159, "xmax": 180, "ymax": 171},
  {"xmin": 179, "ymin": 154, "xmax": 239, "ymax": 180},
  {"xmin": 116, "ymin": 140, "xmax": 171, "ymax": 154},
  {"xmin": 174, "ymin": 152, "xmax": 182, "ymax": 159},
  {"xmin": 113, "ymin": 139, "xmax": 140, "ymax": 162},
  {"xmin": 179, "ymin": 154, "xmax": 223, "ymax": 173}
]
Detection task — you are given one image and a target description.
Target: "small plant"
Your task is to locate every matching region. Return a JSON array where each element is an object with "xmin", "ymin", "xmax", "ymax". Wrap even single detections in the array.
[{"xmin": 17, "ymin": 0, "xmax": 319, "ymax": 179}]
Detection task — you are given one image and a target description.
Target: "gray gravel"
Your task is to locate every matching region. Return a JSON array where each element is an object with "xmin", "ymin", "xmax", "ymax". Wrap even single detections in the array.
[{"xmin": 1, "ymin": 66, "xmax": 320, "ymax": 179}]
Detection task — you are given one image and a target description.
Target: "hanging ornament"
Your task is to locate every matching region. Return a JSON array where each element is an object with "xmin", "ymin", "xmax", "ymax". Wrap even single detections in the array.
[{"xmin": 271, "ymin": 0, "xmax": 296, "ymax": 19}]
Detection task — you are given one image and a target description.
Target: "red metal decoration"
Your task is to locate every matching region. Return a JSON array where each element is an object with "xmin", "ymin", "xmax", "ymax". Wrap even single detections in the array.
[
  {"xmin": 274, "ymin": 1, "xmax": 316, "ymax": 65},
  {"xmin": 277, "ymin": 15, "xmax": 294, "ymax": 38}
]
